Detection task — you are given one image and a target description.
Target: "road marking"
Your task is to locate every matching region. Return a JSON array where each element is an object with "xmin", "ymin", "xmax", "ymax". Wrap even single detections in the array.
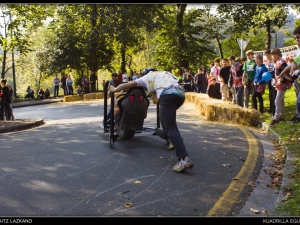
[{"xmin": 206, "ymin": 126, "xmax": 259, "ymax": 216}]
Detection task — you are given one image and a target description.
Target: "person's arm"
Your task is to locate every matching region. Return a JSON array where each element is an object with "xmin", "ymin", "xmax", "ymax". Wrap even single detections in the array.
[
  {"xmin": 278, "ymin": 61, "xmax": 297, "ymax": 78},
  {"xmin": 109, "ymin": 80, "xmax": 138, "ymax": 92}
]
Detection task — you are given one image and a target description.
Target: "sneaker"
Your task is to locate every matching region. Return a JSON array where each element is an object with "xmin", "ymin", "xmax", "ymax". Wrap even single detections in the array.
[
  {"xmin": 173, "ymin": 156, "xmax": 194, "ymax": 173},
  {"xmin": 100, "ymin": 121, "xmax": 104, "ymax": 128},
  {"xmin": 168, "ymin": 141, "xmax": 175, "ymax": 150},
  {"xmin": 288, "ymin": 115, "xmax": 300, "ymax": 123},
  {"xmin": 270, "ymin": 119, "xmax": 279, "ymax": 126}
]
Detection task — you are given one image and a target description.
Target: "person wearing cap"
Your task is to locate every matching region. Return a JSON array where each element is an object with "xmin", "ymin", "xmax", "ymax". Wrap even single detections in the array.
[
  {"xmin": 207, "ymin": 77, "xmax": 221, "ymax": 100},
  {"xmin": 109, "ymin": 68, "xmax": 193, "ymax": 173}
]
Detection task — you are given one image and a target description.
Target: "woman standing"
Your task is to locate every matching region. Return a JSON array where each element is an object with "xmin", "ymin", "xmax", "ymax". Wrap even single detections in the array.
[{"xmin": 66, "ymin": 75, "xmax": 73, "ymax": 95}]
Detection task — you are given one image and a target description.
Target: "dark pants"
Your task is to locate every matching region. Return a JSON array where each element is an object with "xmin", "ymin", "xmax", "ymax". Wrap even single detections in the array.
[
  {"xmin": 0, "ymin": 104, "xmax": 12, "ymax": 121},
  {"xmin": 252, "ymin": 85, "xmax": 264, "ymax": 113},
  {"xmin": 54, "ymin": 85, "xmax": 59, "ymax": 97},
  {"xmin": 159, "ymin": 94, "xmax": 188, "ymax": 161},
  {"xmin": 91, "ymin": 83, "xmax": 96, "ymax": 93},
  {"xmin": 268, "ymin": 80, "xmax": 277, "ymax": 115},
  {"xmin": 236, "ymin": 86, "xmax": 244, "ymax": 107},
  {"xmin": 196, "ymin": 84, "xmax": 206, "ymax": 93},
  {"xmin": 62, "ymin": 85, "xmax": 68, "ymax": 96},
  {"xmin": 67, "ymin": 86, "xmax": 73, "ymax": 95}
]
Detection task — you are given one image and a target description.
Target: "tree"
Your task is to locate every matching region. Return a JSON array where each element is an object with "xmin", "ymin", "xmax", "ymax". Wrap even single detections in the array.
[{"xmin": 217, "ymin": 4, "xmax": 290, "ymax": 50}]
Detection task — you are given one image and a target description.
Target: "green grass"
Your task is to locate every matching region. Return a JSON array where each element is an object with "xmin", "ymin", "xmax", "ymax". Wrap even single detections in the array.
[{"xmin": 261, "ymin": 86, "xmax": 300, "ymax": 216}]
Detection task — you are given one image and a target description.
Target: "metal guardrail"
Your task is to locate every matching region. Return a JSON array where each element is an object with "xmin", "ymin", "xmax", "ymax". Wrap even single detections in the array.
[{"xmin": 253, "ymin": 45, "xmax": 298, "ymax": 56}]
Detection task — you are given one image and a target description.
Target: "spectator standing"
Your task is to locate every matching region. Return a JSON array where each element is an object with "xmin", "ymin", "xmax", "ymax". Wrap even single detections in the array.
[
  {"xmin": 122, "ymin": 70, "xmax": 129, "ymax": 84},
  {"xmin": 53, "ymin": 75, "xmax": 60, "ymax": 98},
  {"xmin": 182, "ymin": 69, "xmax": 193, "ymax": 92},
  {"xmin": 228, "ymin": 55, "xmax": 237, "ymax": 103},
  {"xmin": 6, "ymin": 84, "xmax": 14, "ymax": 120},
  {"xmin": 264, "ymin": 49, "xmax": 276, "ymax": 115},
  {"xmin": 66, "ymin": 75, "xmax": 73, "ymax": 95},
  {"xmin": 209, "ymin": 58, "xmax": 221, "ymax": 86},
  {"xmin": 219, "ymin": 58, "xmax": 231, "ymax": 101},
  {"xmin": 117, "ymin": 70, "xmax": 123, "ymax": 84},
  {"xmin": 109, "ymin": 72, "xmax": 119, "ymax": 87},
  {"xmin": 280, "ymin": 26, "xmax": 300, "ymax": 123},
  {"xmin": 242, "ymin": 50, "xmax": 257, "ymax": 108},
  {"xmin": 44, "ymin": 88, "xmax": 50, "ymax": 99},
  {"xmin": 270, "ymin": 48, "xmax": 292, "ymax": 125},
  {"xmin": 233, "ymin": 57, "xmax": 244, "ymax": 107},
  {"xmin": 132, "ymin": 71, "xmax": 139, "ymax": 80},
  {"xmin": 194, "ymin": 68, "xmax": 204, "ymax": 93},
  {"xmin": 171, "ymin": 63, "xmax": 182, "ymax": 84},
  {"xmin": 201, "ymin": 67, "xmax": 208, "ymax": 93},
  {"xmin": 207, "ymin": 77, "xmax": 221, "ymax": 100},
  {"xmin": 90, "ymin": 71, "xmax": 97, "ymax": 93},
  {"xmin": 81, "ymin": 74, "xmax": 90, "ymax": 94},
  {"xmin": 0, "ymin": 79, "xmax": 12, "ymax": 121},
  {"xmin": 61, "ymin": 74, "xmax": 67, "ymax": 96},
  {"xmin": 252, "ymin": 54, "xmax": 268, "ymax": 113}
]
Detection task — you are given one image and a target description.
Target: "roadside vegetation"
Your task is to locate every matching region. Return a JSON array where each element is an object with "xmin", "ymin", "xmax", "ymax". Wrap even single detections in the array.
[{"xmin": 261, "ymin": 87, "xmax": 300, "ymax": 216}]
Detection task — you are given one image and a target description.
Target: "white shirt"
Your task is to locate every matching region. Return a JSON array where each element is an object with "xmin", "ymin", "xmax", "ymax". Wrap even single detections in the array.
[
  {"xmin": 210, "ymin": 65, "xmax": 221, "ymax": 83},
  {"xmin": 122, "ymin": 73, "xmax": 128, "ymax": 83},
  {"xmin": 135, "ymin": 71, "xmax": 180, "ymax": 98}
]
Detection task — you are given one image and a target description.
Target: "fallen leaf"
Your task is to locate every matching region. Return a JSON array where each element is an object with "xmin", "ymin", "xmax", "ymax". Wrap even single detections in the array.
[
  {"xmin": 160, "ymin": 156, "xmax": 163, "ymax": 159},
  {"xmin": 232, "ymin": 177, "xmax": 238, "ymax": 180},
  {"xmin": 233, "ymin": 188, "xmax": 238, "ymax": 191},
  {"xmin": 125, "ymin": 202, "xmax": 133, "ymax": 208},
  {"xmin": 134, "ymin": 180, "xmax": 141, "ymax": 184},
  {"xmin": 250, "ymin": 208, "xmax": 260, "ymax": 214}
]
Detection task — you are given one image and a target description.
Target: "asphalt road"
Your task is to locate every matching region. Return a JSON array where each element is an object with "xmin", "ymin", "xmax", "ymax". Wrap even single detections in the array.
[{"xmin": 0, "ymin": 99, "xmax": 265, "ymax": 216}]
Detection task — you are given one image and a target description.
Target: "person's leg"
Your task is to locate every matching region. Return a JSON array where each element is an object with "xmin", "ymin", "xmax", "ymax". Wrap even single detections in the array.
[
  {"xmin": 258, "ymin": 93, "xmax": 264, "ymax": 113},
  {"xmin": 236, "ymin": 86, "xmax": 244, "ymax": 107},
  {"xmin": 252, "ymin": 90, "xmax": 258, "ymax": 110},
  {"xmin": 159, "ymin": 94, "xmax": 188, "ymax": 161},
  {"xmin": 244, "ymin": 84, "xmax": 250, "ymax": 108},
  {"xmin": 273, "ymin": 90, "xmax": 285, "ymax": 121},
  {"xmin": 10, "ymin": 103, "xmax": 14, "ymax": 120}
]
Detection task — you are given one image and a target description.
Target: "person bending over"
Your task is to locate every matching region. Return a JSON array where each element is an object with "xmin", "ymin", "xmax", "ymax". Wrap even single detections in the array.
[{"xmin": 109, "ymin": 68, "xmax": 193, "ymax": 173}]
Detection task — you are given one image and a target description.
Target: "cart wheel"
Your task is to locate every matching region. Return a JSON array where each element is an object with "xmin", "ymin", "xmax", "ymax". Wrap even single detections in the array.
[{"xmin": 109, "ymin": 135, "xmax": 114, "ymax": 148}]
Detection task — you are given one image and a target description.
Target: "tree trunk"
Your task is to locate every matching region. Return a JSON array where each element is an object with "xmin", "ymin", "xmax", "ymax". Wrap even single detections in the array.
[
  {"xmin": 1, "ymin": 50, "xmax": 7, "ymax": 79},
  {"xmin": 216, "ymin": 37, "xmax": 223, "ymax": 59},
  {"xmin": 176, "ymin": 4, "xmax": 188, "ymax": 68},
  {"xmin": 266, "ymin": 19, "xmax": 271, "ymax": 50},
  {"xmin": 121, "ymin": 43, "xmax": 126, "ymax": 73},
  {"xmin": 90, "ymin": 4, "xmax": 97, "ymax": 74}
]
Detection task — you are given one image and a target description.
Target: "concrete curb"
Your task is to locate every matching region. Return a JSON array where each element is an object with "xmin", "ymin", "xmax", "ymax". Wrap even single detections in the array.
[
  {"xmin": 262, "ymin": 122, "xmax": 296, "ymax": 216},
  {"xmin": 0, "ymin": 119, "xmax": 44, "ymax": 134}
]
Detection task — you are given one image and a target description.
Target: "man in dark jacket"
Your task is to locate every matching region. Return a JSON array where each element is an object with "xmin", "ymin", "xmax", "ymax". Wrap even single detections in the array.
[
  {"xmin": 90, "ymin": 71, "xmax": 97, "ymax": 93},
  {"xmin": 61, "ymin": 74, "xmax": 67, "ymax": 96},
  {"xmin": 0, "ymin": 79, "xmax": 12, "ymax": 120}
]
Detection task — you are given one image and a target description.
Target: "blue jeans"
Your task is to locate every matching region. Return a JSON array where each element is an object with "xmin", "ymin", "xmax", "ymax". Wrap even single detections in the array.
[{"xmin": 159, "ymin": 94, "xmax": 189, "ymax": 161}]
